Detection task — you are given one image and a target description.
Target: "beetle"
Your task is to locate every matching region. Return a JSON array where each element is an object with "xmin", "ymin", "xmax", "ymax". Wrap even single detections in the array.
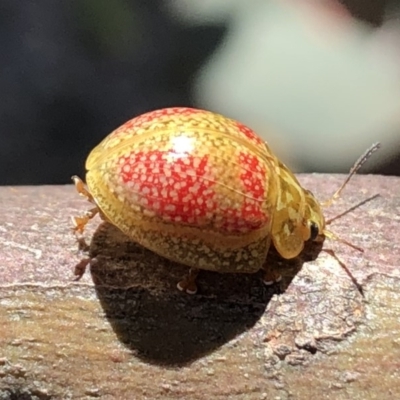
[{"xmin": 72, "ymin": 107, "xmax": 379, "ymax": 294}]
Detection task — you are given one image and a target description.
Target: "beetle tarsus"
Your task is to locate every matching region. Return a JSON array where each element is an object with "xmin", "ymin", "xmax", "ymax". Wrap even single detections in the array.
[
  {"xmin": 262, "ymin": 267, "xmax": 282, "ymax": 286},
  {"xmin": 177, "ymin": 268, "xmax": 199, "ymax": 295},
  {"xmin": 71, "ymin": 207, "xmax": 99, "ymax": 234}
]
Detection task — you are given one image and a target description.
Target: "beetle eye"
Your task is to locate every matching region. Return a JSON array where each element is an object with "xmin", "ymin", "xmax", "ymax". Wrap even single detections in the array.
[{"xmin": 310, "ymin": 221, "xmax": 319, "ymax": 241}]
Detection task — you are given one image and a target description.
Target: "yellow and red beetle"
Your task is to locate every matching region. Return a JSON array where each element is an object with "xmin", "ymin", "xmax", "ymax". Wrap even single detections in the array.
[{"xmin": 72, "ymin": 107, "xmax": 378, "ymax": 294}]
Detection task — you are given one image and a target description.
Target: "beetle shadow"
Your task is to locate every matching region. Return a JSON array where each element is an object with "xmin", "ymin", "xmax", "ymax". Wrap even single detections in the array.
[{"xmin": 83, "ymin": 222, "xmax": 322, "ymax": 367}]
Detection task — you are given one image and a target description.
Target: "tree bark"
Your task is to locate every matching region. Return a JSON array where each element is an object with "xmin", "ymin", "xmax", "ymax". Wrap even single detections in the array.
[{"xmin": 0, "ymin": 174, "xmax": 399, "ymax": 399}]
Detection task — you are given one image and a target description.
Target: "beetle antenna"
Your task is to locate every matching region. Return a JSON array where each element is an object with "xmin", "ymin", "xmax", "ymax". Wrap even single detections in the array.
[
  {"xmin": 322, "ymin": 142, "xmax": 381, "ymax": 208},
  {"xmin": 325, "ymin": 194, "xmax": 380, "ymax": 225},
  {"xmin": 323, "ymin": 229, "xmax": 364, "ymax": 252},
  {"xmin": 323, "ymin": 249, "xmax": 364, "ymax": 296},
  {"xmin": 321, "ymin": 143, "xmax": 381, "ymax": 253}
]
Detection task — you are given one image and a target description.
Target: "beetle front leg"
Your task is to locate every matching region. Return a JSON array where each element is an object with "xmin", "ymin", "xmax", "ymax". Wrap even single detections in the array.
[
  {"xmin": 71, "ymin": 207, "xmax": 99, "ymax": 234},
  {"xmin": 177, "ymin": 268, "xmax": 200, "ymax": 295},
  {"xmin": 71, "ymin": 175, "xmax": 100, "ymax": 233},
  {"xmin": 72, "ymin": 175, "xmax": 94, "ymax": 202},
  {"xmin": 262, "ymin": 264, "xmax": 282, "ymax": 286}
]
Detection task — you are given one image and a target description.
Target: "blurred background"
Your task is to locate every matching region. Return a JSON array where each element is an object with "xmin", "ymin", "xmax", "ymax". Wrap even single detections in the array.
[{"xmin": 0, "ymin": 0, "xmax": 399, "ymax": 185}]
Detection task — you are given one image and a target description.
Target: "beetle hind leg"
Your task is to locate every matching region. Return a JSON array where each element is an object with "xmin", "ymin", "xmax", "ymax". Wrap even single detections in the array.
[{"xmin": 177, "ymin": 268, "xmax": 199, "ymax": 295}]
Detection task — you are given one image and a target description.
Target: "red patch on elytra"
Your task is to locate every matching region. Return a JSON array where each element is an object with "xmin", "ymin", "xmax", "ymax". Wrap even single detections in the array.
[
  {"xmin": 235, "ymin": 121, "xmax": 264, "ymax": 146},
  {"xmin": 238, "ymin": 151, "xmax": 268, "ymax": 229},
  {"xmin": 118, "ymin": 149, "xmax": 216, "ymax": 225},
  {"xmin": 117, "ymin": 146, "xmax": 268, "ymax": 233}
]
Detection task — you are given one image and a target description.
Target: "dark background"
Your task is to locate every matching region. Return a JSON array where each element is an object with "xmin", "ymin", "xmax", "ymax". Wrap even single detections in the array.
[{"xmin": 0, "ymin": 0, "xmax": 398, "ymax": 185}]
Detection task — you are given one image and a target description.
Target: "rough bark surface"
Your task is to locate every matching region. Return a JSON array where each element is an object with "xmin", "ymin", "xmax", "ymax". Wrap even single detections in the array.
[{"xmin": 0, "ymin": 174, "xmax": 399, "ymax": 399}]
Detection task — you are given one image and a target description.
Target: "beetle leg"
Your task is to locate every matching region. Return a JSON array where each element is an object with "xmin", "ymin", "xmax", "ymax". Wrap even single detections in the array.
[
  {"xmin": 71, "ymin": 207, "xmax": 99, "ymax": 234},
  {"xmin": 262, "ymin": 264, "xmax": 282, "ymax": 286},
  {"xmin": 72, "ymin": 175, "xmax": 94, "ymax": 202},
  {"xmin": 73, "ymin": 257, "xmax": 92, "ymax": 280},
  {"xmin": 177, "ymin": 268, "xmax": 199, "ymax": 295}
]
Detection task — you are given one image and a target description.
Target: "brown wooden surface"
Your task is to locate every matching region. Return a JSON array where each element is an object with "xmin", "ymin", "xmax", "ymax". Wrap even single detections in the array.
[{"xmin": 0, "ymin": 174, "xmax": 399, "ymax": 399}]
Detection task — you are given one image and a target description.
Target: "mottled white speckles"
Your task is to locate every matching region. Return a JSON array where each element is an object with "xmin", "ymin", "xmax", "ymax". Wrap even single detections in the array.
[
  {"xmin": 189, "ymin": 182, "xmax": 201, "ymax": 194},
  {"xmin": 159, "ymin": 176, "xmax": 167, "ymax": 185},
  {"xmin": 206, "ymin": 199, "xmax": 214, "ymax": 209},
  {"xmin": 142, "ymin": 208, "xmax": 156, "ymax": 218},
  {"xmin": 174, "ymin": 182, "xmax": 182, "ymax": 190},
  {"xmin": 168, "ymin": 178, "xmax": 175, "ymax": 187},
  {"xmin": 201, "ymin": 245, "xmax": 210, "ymax": 254},
  {"xmin": 165, "ymin": 204, "xmax": 176, "ymax": 212},
  {"xmin": 210, "ymin": 167, "xmax": 219, "ymax": 177},
  {"xmin": 186, "ymin": 168, "xmax": 196, "ymax": 177},
  {"xmin": 109, "ymin": 137, "xmax": 122, "ymax": 148},
  {"xmin": 205, "ymin": 211, "xmax": 214, "ymax": 220},
  {"xmin": 222, "ymin": 261, "xmax": 230, "ymax": 267},
  {"xmin": 174, "ymin": 164, "xmax": 182, "ymax": 174},
  {"xmin": 135, "ymin": 162, "xmax": 145, "ymax": 171},
  {"xmin": 193, "ymin": 157, "xmax": 201, "ymax": 169},
  {"xmin": 152, "ymin": 201, "xmax": 161, "ymax": 210}
]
